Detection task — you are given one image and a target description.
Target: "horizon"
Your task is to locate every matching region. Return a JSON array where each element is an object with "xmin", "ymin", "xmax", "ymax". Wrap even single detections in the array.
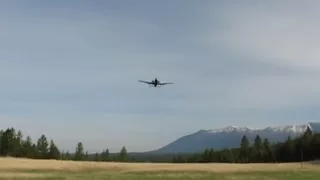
[
  {"xmin": 1, "ymin": 1, "xmax": 320, "ymax": 153},
  {"xmin": 2, "ymin": 120, "xmax": 318, "ymax": 153}
]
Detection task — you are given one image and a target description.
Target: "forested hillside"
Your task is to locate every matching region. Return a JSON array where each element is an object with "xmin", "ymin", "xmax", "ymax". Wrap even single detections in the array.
[
  {"xmin": 172, "ymin": 126, "xmax": 320, "ymax": 163},
  {"xmin": 0, "ymin": 127, "xmax": 319, "ymax": 163},
  {"xmin": 153, "ymin": 123, "xmax": 320, "ymax": 153}
]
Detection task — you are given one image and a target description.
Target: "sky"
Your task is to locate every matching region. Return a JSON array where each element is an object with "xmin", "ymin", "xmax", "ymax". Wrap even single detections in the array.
[{"xmin": 1, "ymin": 0, "xmax": 320, "ymax": 153}]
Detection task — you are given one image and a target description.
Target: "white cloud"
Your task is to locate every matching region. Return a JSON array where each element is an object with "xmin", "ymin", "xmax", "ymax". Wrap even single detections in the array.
[
  {"xmin": 222, "ymin": 75, "xmax": 320, "ymax": 109},
  {"xmin": 205, "ymin": 1, "xmax": 320, "ymax": 71},
  {"xmin": 182, "ymin": 1, "xmax": 320, "ymax": 111}
]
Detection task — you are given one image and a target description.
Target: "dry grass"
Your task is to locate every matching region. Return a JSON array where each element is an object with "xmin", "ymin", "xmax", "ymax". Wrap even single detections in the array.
[
  {"xmin": 0, "ymin": 158, "xmax": 320, "ymax": 179},
  {"xmin": 0, "ymin": 157, "xmax": 319, "ymax": 173},
  {"xmin": 0, "ymin": 172, "xmax": 54, "ymax": 178}
]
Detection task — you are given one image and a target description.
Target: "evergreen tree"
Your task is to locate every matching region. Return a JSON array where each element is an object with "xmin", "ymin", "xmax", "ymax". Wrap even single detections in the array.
[
  {"xmin": 94, "ymin": 152, "xmax": 101, "ymax": 161},
  {"xmin": 36, "ymin": 134, "xmax": 49, "ymax": 159},
  {"xmin": 201, "ymin": 148, "xmax": 210, "ymax": 162},
  {"xmin": 101, "ymin": 149, "xmax": 110, "ymax": 161},
  {"xmin": 286, "ymin": 136, "xmax": 295, "ymax": 161},
  {"xmin": 48, "ymin": 140, "xmax": 60, "ymax": 159},
  {"xmin": 262, "ymin": 138, "xmax": 272, "ymax": 162},
  {"xmin": 85, "ymin": 151, "xmax": 89, "ymax": 161},
  {"xmin": 311, "ymin": 133, "xmax": 320, "ymax": 159},
  {"xmin": 118, "ymin": 146, "xmax": 128, "ymax": 162},
  {"xmin": 176, "ymin": 155, "xmax": 184, "ymax": 163},
  {"xmin": 13, "ymin": 130, "xmax": 23, "ymax": 157},
  {"xmin": 172, "ymin": 156, "xmax": 177, "ymax": 163},
  {"xmin": 0, "ymin": 130, "xmax": 3, "ymax": 155},
  {"xmin": 64, "ymin": 151, "xmax": 72, "ymax": 160},
  {"xmin": 239, "ymin": 135, "xmax": 250, "ymax": 163},
  {"xmin": 1, "ymin": 128, "xmax": 16, "ymax": 156},
  {"xmin": 252, "ymin": 135, "xmax": 262, "ymax": 162},
  {"xmin": 21, "ymin": 136, "xmax": 35, "ymax": 158},
  {"xmin": 208, "ymin": 149, "xmax": 215, "ymax": 162},
  {"xmin": 74, "ymin": 142, "xmax": 85, "ymax": 161},
  {"xmin": 31, "ymin": 144, "xmax": 37, "ymax": 158},
  {"xmin": 302, "ymin": 126, "xmax": 313, "ymax": 160}
]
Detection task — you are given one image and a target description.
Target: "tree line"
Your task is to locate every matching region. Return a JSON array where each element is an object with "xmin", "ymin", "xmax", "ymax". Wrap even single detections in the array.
[
  {"xmin": 0, "ymin": 127, "xmax": 129, "ymax": 162},
  {"xmin": 172, "ymin": 126, "xmax": 320, "ymax": 163},
  {"xmin": 1, "ymin": 126, "xmax": 319, "ymax": 163}
]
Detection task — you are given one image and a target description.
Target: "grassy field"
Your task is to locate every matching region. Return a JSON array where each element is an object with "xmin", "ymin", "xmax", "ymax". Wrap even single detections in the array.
[{"xmin": 0, "ymin": 157, "xmax": 319, "ymax": 179}]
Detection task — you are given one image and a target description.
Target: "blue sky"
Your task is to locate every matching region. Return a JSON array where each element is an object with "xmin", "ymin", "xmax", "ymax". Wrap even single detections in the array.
[{"xmin": 1, "ymin": 0, "xmax": 320, "ymax": 153}]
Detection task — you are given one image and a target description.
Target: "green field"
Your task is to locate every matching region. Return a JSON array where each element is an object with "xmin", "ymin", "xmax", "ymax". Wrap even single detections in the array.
[{"xmin": 0, "ymin": 158, "xmax": 319, "ymax": 179}]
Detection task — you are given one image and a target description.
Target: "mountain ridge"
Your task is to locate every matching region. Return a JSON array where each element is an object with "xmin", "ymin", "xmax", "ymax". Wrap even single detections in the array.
[
  {"xmin": 148, "ymin": 122, "xmax": 320, "ymax": 154},
  {"xmin": 197, "ymin": 123, "xmax": 312, "ymax": 133}
]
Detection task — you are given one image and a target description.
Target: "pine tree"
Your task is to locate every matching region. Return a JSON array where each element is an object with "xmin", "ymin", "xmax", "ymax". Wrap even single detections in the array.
[
  {"xmin": 74, "ymin": 142, "xmax": 85, "ymax": 161},
  {"xmin": 253, "ymin": 135, "xmax": 262, "ymax": 162},
  {"xmin": 172, "ymin": 156, "xmax": 177, "ymax": 163},
  {"xmin": 176, "ymin": 155, "xmax": 184, "ymax": 163},
  {"xmin": 239, "ymin": 135, "xmax": 250, "ymax": 163},
  {"xmin": 201, "ymin": 148, "xmax": 210, "ymax": 162},
  {"xmin": 302, "ymin": 126, "xmax": 313, "ymax": 160},
  {"xmin": 30, "ymin": 143, "xmax": 37, "ymax": 158},
  {"xmin": 1, "ymin": 128, "xmax": 16, "ymax": 156},
  {"xmin": 85, "ymin": 151, "xmax": 89, "ymax": 161},
  {"xmin": 13, "ymin": 130, "xmax": 23, "ymax": 157},
  {"xmin": 94, "ymin": 152, "xmax": 101, "ymax": 161},
  {"xmin": 118, "ymin": 146, "xmax": 128, "ymax": 162},
  {"xmin": 208, "ymin": 149, "xmax": 215, "ymax": 162},
  {"xmin": 228, "ymin": 149, "xmax": 236, "ymax": 163},
  {"xmin": 101, "ymin": 149, "xmax": 109, "ymax": 161},
  {"xmin": 21, "ymin": 136, "xmax": 35, "ymax": 158},
  {"xmin": 65, "ymin": 151, "xmax": 72, "ymax": 160},
  {"xmin": 48, "ymin": 140, "xmax": 60, "ymax": 159},
  {"xmin": 262, "ymin": 138, "xmax": 272, "ymax": 162},
  {"xmin": 0, "ymin": 130, "xmax": 3, "ymax": 155},
  {"xmin": 36, "ymin": 134, "xmax": 49, "ymax": 159},
  {"xmin": 278, "ymin": 136, "xmax": 295, "ymax": 162},
  {"xmin": 311, "ymin": 133, "xmax": 320, "ymax": 159}
]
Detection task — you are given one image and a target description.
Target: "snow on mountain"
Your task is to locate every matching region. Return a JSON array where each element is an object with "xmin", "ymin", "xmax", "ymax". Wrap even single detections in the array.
[
  {"xmin": 150, "ymin": 122, "xmax": 319, "ymax": 154},
  {"xmin": 206, "ymin": 126, "xmax": 252, "ymax": 133},
  {"xmin": 205, "ymin": 124, "xmax": 310, "ymax": 134}
]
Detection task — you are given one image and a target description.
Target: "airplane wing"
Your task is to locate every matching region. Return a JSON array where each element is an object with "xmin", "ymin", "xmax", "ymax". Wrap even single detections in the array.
[
  {"xmin": 138, "ymin": 80, "xmax": 152, "ymax": 84},
  {"xmin": 159, "ymin": 82, "xmax": 173, "ymax": 85}
]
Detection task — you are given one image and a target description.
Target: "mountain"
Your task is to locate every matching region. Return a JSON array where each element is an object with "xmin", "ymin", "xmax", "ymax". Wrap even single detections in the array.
[{"xmin": 150, "ymin": 122, "xmax": 320, "ymax": 154}]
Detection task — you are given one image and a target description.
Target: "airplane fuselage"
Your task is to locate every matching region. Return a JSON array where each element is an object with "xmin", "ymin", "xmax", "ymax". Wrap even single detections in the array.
[{"xmin": 151, "ymin": 78, "xmax": 159, "ymax": 86}]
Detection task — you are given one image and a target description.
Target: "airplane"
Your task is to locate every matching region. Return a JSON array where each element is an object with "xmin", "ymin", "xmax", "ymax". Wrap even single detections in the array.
[{"xmin": 138, "ymin": 78, "xmax": 173, "ymax": 87}]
